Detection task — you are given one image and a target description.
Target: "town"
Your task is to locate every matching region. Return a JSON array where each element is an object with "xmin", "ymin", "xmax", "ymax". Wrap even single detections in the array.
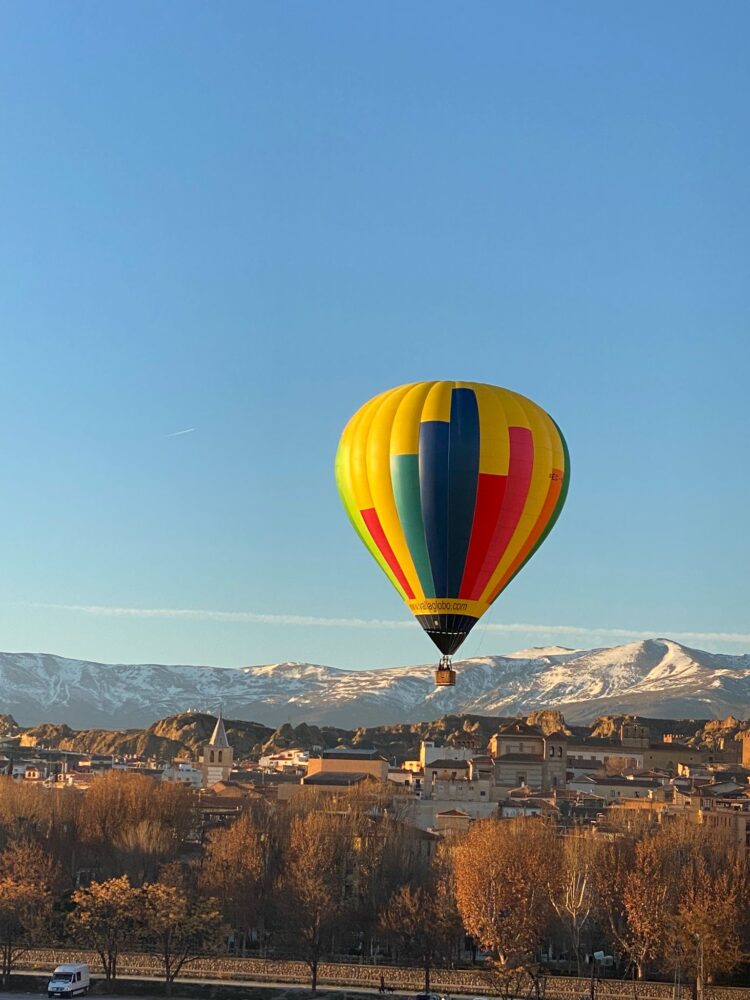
[
  {"xmin": 1, "ymin": 710, "xmax": 749, "ymax": 996},
  {"xmin": 3, "ymin": 711, "xmax": 750, "ymax": 838}
]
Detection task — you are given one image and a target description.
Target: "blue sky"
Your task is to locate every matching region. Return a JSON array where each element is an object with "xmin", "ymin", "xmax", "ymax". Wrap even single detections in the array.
[{"xmin": 1, "ymin": 2, "xmax": 748, "ymax": 669}]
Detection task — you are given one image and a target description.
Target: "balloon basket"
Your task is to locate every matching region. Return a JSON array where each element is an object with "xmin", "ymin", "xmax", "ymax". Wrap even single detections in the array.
[{"xmin": 434, "ymin": 656, "xmax": 456, "ymax": 687}]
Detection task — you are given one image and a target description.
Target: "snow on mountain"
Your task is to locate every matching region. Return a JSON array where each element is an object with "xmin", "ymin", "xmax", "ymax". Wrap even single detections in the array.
[{"xmin": 1, "ymin": 639, "xmax": 750, "ymax": 729}]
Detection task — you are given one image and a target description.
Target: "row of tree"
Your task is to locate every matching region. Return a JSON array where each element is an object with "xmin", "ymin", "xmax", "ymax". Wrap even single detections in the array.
[{"xmin": 0, "ymin": 774, "xmax": 749, "ymax": 995}]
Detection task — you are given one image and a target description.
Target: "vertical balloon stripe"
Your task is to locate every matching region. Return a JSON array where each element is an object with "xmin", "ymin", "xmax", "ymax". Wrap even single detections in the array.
[
  {"xmin": 469, "ymin": 426, "xmax": 534, "ymax": 601},
  {"xmin": 421, "ymin": 382, "xmax": 453, "ymax": 423},
  {"xmin": 347, "ymin": 392, "xmax": 386, "ymax": 510},
  {"xmin": 471, "ymin": 382, "xmax": 511, "ymax": 475},
  {"xmin": 391, "ymin": 454, "xmax": 435, "ymax": 597},
  {"xmin": 366, "ymin": 384, "xmax": 424, "ymax": 599},
  {"xmin": 361, "ymin": 508, "xmax": 416, "ymax": 600},
  {"xmin": 419, "ymin": 419, "xmax": 450, "ymax": 597},
  {"xmin": 391, "ymin": 381, "xmax": 435, "ymax": 455},
  {"xmin": 486, "ymin": 469, "xmax": 563, "ymax": 603},
  {"xmin": 459, "ymin": 472, "xmax": 507, "ymax": 597},
  {"xmin": 479, "ymin": 393, "xmax": 556, "ymax": 604},
  {"xmin": 446, "ymin": 387, "xmax": 480, "ymax": 595},
  {"xmin": 493, "ymin": 423, "xmax": 570, "ymax": 602},
  {"xmin": 335, "ymin": 405, "xmax": 407, "ymax": 600}
]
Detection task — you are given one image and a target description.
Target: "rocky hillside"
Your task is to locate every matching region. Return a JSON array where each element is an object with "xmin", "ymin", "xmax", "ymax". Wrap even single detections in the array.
[{"xmin": 6, "ymin": 709, "xmax": 748, "ymax": 765}]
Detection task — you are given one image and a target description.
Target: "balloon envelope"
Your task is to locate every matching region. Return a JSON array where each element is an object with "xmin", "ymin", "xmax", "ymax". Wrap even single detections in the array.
[{"xmin": 335, "ymin": 381, "xmax": 569, "ymax": 656}]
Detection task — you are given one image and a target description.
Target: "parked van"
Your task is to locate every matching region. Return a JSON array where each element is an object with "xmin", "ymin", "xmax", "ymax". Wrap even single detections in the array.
[{"xmin": 48, "ymin": 964, "xmax": 90, "ymax": 998}]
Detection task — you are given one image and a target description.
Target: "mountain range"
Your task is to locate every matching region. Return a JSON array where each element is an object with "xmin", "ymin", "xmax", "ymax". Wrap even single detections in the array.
[{"xmin": 1, "ymin": 638, "xmax": 750, "ymax": 729}]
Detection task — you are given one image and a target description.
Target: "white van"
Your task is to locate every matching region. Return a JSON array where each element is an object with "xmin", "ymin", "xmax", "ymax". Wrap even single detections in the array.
[{"xmin": 47, "ymin": 964, "xmax": 90, "ymax": 998}]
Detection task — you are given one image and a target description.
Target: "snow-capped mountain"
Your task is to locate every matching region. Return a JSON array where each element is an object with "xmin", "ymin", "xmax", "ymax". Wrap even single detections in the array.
[{"xmin": 1, "ymin": 639, "xmax": 750, "ymax": 729}]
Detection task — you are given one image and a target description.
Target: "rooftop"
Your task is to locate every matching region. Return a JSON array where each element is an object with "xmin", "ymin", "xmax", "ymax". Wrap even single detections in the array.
[
  {"xmin": 208, "ymin": 714, "xmax": 230, "ymax": 749},
  {"xmin": 320, "ymin": 748, "xmax": 385, "ymax": 761},
  {"xmin": 497, "ymin": 721, "xmax": 544, "ymax": 737},
  {"xmin": 303, "ymin": 771, "xmax": 376, "ymax": 786},
  {"xmin": 579, "ymin": 775, "xmax": 661, "ymax": 788}
]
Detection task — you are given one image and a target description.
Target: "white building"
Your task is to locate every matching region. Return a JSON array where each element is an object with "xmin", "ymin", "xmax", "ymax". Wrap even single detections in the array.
[
  {"xmin": 403, "ymin": 740, "xmax": 475, "ymax": 773},
  {"xmin": 258, "ymin": 749, "xmax": 309, "ymax": 772},
  {"xmin": 162, "ymin": 761, "xmax": 202, "ymax": 787}
]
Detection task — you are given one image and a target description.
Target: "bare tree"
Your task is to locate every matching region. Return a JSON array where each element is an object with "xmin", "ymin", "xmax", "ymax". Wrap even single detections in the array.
[
  {"xmin": 380, "ymin": 857, "xmax": 460, "ymax": 994},
  {"xmin": 277, "ymin": 810, "xmax": 354, "ymax": 990},
  {"xmin": 664, "ymin": 840, "xmax": 749, "ymax": 997},
  {"xmin": 549, "ymin": 832, "xmax": 599, "ymax": 975},
  {"xmin": 200, "ymin": 811, "xmax": 265, "ymax": 954}
]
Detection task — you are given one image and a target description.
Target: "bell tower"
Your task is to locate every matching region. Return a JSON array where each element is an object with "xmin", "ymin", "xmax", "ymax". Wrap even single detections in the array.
[{"xmin": 199, "ymin": 711, "xmax": 234, "ymax": 787}]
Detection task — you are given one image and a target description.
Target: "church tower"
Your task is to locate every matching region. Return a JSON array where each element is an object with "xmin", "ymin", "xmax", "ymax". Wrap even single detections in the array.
[{"xmin": 199, "ymin": 712, "xmax": 234, "ymax": 787}]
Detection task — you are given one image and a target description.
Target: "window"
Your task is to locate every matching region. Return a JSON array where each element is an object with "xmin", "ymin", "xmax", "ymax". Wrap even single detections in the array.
[
  {"xmin": 548, "ymin": 746, "xmax": 554, "ymax": 758},
  {"xmin": 218, "ymin": 750, "xmax": 223, "ymax": 762},
  {"xmin": 210, "ymin": 750, "xmax": 215, "ymax": 763},
  {"xmin": 557, "ymin": 747, "xmax": 563, "ymax": 757}
]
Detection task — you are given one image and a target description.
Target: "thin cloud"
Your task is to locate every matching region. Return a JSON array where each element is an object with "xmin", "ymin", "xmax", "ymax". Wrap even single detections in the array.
[
  {"xmin": 165, "ymin": 428, "xmax": 196, "ymax": 438},
  {"xmin": 8, "ymin": 602, "xmax": 750, "ymax": 647}
]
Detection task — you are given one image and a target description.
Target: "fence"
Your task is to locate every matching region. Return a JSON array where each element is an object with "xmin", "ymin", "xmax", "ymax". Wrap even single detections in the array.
[{"xmin": 17, "ymin": 949, "xmax": 750, "ymax": 1000}]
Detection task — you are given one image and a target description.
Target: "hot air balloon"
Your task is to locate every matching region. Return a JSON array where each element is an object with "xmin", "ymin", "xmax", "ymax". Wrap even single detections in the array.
[{"xmin": 335, "ymin": 381, "xmax": 569, "ymax": 687}]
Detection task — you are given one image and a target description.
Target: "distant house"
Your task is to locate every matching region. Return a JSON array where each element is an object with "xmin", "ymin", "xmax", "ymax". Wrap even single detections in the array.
[
  {"xmin": 301, "ymin": 771, "xmax": 379, "ymax": 792},
  {"xmin": 435, "ymin": 809, "xmax": 472, "ymax": 837},
  {"xmin": 162, "ymin": 760, "xmax": 202, "ymax": 787},
  {"xmin": 306, "ymin": 747, "xmax": 388, "ymax": 782},
  {"xmin": 568, "ymin": 774, "xmax": 665, "ymax": 801}
]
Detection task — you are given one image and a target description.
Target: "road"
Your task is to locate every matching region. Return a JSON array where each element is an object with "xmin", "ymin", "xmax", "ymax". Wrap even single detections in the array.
[{"xmin": 4, "ymin": 972, "xmax": 418, "ymax": 1000}]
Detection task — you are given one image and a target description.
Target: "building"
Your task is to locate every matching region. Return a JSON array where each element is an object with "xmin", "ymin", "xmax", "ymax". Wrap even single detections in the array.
[
  {"xmin": 435, "ymin": 809, "xmax": 472, "ymax": 837},
  {"xmin": 162, "ymin": 761, "xmax": 202, "ymax": 787},
  {"xmin": 306, "ymin": 747, "xmax": 389, "ymax": 782},
  {"xmin": 610, "ymin": 788, "xmax": 750, "ymax": 853},
  {"xmin": 301, "ymin": 771, "xmax": 380, "ymax": 793},
  {"xmin": 258, "ymin": 748, "xmax": 309, "ymax": 772},
  {"xmin": 491, "ymin": 721, "xmax": 567, "ymax": 792},
  {"xmin": 620, "ymin": 720, "xmax": 650, "ymax": 750},
  {"xmin": 197, "ymin": 713, "xmax": 234, "ymax": 787},
  {"xmin": 568, "ymin": 773, "xmax": 666, "ymax": 801},
  {"xmin": 567, "ymin": 720, "xmax": 741, "ymax": 777},
  {"xmin": 402, "ymin": 740, "xmax": 476, "ymax": 773}
]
